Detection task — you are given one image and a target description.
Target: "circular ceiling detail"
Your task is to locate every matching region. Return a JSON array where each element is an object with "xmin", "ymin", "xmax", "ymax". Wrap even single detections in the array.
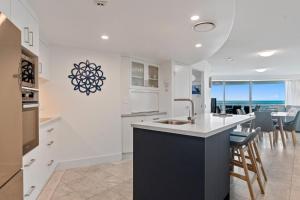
[{"xmin": 193, "ymin": 22, "xmax": 216, "ymax": 32}]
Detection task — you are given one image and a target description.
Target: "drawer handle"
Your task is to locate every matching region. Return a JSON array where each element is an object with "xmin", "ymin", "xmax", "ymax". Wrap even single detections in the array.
[
  {"xmin": 24, "ymin": 186, "xmax": 36, "ymax": 197},
  {"xmin": 47, "ymin": 160, "xmax": 54, "ymax": 166},
  {"xmin": 47, "ymin": 128, "xmax": 55, "ymax": 133},
  {"xmin": 24, "ymin": 159, "xmax": 36, "ymax": 168},
  {"xmin": 47, "ymin": 141, "xmax": 54, "ymax": 146},
  {"xmin": 29, "ymin": 31, "xmax": 33, "ymax": 47},
  {"xmin": 24, "ymin": 27, "xmax": 29, "ymax": 43},
  {"xmin": 153, "ymin": 118, "xmax": 160, "ymax": 120}
]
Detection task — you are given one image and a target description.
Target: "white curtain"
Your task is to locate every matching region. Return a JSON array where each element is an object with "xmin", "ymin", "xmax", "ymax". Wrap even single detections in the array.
[{"xmin": 286, "ymin": 80, "xmax": 300, "ymax": 106}]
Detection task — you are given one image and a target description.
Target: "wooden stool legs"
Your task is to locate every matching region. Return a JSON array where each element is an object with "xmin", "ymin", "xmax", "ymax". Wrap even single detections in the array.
[
  {"xmin": 230, "ymin": 144, "xmax": 266, "ymax": 200},
  {"xmin": 240, "ymin": 148, "xmax": 255, "ymax": 200},
  {"xmin": 292, "ymin": 130, "xmax": 297, "ymax": 146},
  {"xmin": 252, "ymin": 141, "xmax": 267, "ymax": 182}
]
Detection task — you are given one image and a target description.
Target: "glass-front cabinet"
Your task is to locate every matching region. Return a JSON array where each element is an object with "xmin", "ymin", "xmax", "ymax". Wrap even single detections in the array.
[{"xmin": 131, "ymin": 60, "xmax": 159, "ymax": 89}]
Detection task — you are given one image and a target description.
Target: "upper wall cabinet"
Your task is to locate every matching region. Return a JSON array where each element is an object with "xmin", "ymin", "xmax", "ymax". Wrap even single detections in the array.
[
  {"xmin": 131, "ymin": 60, "xmax": 159, "ymax": 90},
  {"xmin": 0, "ymin": 0, "xmax": 11, "ymax": 17},
  {"xmin": 38, "ymin": 40, "xmax": 50, "ymax": 80},
  {"xmin": 11, "ymin": 0, "xmax": 39, "ymax": 56}
]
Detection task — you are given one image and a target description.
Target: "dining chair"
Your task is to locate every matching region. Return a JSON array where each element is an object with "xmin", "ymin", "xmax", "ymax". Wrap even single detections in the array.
[
  {"xmin": 237, "ymin": 109, "xmax": 252, "ymax": 132},
  {"xmin": 253, "ymin": 111, "xmax": 277, "ymax": 149},
  {"xmin": 280, "ymin": 111, "xmax": 300, "ymax": 146}
]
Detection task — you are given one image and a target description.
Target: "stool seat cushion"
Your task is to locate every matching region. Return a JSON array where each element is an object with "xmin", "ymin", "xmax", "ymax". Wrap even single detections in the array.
[
  {"xmin": 230, "ymin": 135, "xmax": 249, "ymax": 147},
  {"xmin": 230, "ymin": 131, "xmax": 249, "ymax": 137}
]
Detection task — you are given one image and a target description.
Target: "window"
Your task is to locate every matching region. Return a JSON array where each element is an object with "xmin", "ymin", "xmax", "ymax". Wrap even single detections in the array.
[
  {"xmin": 225, "ymin": 81, "xmax": 250, "ymax": 104},
  {"xmin": 252, "ymin": 81, "xmax": 285, "ymax": 110},
  {"xmin": 211, "ymin": 80, "xmax": 286, "ymax": 113},
  {"xmin": 211, "ymin": 81, "xmax": 224, "ymax": 107}
]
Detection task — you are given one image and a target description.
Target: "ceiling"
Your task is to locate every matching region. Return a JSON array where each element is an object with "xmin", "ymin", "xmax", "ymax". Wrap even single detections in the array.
[
  {"xmin": 28, "ymin": 0, "xmax": 235, "ymax": 65},
  {"xmin": 208, "ymin": 0, "xmax": 300, "ymax": 77}
]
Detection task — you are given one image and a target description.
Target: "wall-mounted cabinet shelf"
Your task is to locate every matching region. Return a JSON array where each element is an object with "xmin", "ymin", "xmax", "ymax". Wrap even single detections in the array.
[{"xmin": 130, "ymin": 60, "xmax": 159, "ymax": 90}]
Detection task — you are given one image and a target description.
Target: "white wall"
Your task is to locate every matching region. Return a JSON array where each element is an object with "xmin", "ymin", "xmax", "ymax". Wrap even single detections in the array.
[
  {"xmin": 192, "ymin": 60, "xmax": 212, "ymax": 113},
  {"xmin": 173, "ymin": 65, "xmax": 192, "ymax": 117},
  {"xmin": 40, "ymin": 45, "xmax": 122, "ymax": 167},
  {"xmin": 192, "ymin": 70, "xmax": 204, "ymax": 115},
  {"xmin": 159, "ymin": 60, "xmax": 173, "ymax": 117}
]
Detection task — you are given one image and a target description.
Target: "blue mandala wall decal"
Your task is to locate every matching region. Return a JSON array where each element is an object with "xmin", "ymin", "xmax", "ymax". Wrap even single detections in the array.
[{"xmin": 68, "ymin": 60, "xmax": 106, "ymax": 96}]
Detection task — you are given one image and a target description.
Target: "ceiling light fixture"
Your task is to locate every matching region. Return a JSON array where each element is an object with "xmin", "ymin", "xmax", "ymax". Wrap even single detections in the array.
[
  {"xmin": 190, "ymin": 15, "xmax": 200, "ymax": 21},
  {"xmin": 101, "ymin": 35, "xmax": 109, "ymax": 40},
  {"xmin": 257, "ymin": 50, "xmax": 277, "ymax": 57},
  {"xmin": 224, "ymin": 57, "xmax": 233, "ymax": 61},
  {"xmin": 255, "ymin": 68, "xmax": 268, "ymax": 73},
  {"xmin": 195, "ymin": 43, "xmax": 202, "ymax": 48}
]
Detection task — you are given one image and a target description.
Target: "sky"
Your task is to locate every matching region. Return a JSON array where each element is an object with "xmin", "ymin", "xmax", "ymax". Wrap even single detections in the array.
[{"xmin": 211, "ymin": 82, "xmax": 285, "ymax": 101}]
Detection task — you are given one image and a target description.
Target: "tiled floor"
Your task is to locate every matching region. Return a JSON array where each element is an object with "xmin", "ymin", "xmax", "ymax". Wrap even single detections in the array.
[{"xmin": 39, "ymin": 134, "xmax": 300, "ymax": 200}]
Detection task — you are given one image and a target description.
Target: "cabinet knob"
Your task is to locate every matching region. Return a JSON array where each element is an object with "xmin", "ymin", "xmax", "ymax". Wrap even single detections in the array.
[
  {"xmin": 47, "ymin": 160, "xmax": 54, "ymax": 166},
  {"xmin": 24, "ymin": 159, "xmax": 36, "ymax": 168},
  {"xmin": 24, "ymin": 186, "xmax": 36, "ymax": 197},
  {"xmin": 47, "ymin": 128, "xmax": 54, "ymax": 133},
  {"xmin": 47, "ymin": 141, "xmax": 54, "ymax": 146}
]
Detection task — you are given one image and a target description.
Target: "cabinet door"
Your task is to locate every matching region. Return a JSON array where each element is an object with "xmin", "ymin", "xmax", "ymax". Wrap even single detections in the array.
[
  {"xmin": 0, "ymin": 0, "xmax": 11, "ymax": 17},
  {"xmin": 27, "ymin": 14, "xmax": 39, "ymax": 55},
  {"xmin": 148, "ymin": 65, "xmax": 159, "ymax": 88},
  {"xmin": 131, "ymin": 61, "xmax": 145, "ymax": 87},
  {"xmin": 122, "ymin": 117, "xmax": 146, "ymax": 153},
  {"xmin": 0, "ymin": 171, "xmax": 23, "ymax": 200},
  {"xmin": 11, "ymin": 0, "xmax": 29, "ymax": 48},
  {"xmin": 38, "ymin": 40, "xmax": 50, "ymax": 80},
  {"xmin": 11, "ymin": 0, "xmax": 39, "ymax": 55}
]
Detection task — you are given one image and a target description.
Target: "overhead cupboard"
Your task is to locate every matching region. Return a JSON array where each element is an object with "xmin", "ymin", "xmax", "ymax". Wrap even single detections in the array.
[
  {"xmin": 10, "ymin": 0, "xmax": 40, "ymax": 56},
  {"xmin": 131, "ymin": 60, "xmax": 159, "ymax": 89}
]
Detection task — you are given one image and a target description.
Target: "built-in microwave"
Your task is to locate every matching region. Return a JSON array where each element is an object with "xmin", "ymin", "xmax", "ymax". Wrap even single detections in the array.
[{"xmin": 21, "ymin": 54, "xmax": 36, "ymax": 88}]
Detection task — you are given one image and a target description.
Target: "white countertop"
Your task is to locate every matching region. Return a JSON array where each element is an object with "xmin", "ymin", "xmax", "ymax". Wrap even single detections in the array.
[
  {"xmin": 39, "ymin": 116, "xmax": 61, "ymax": 126},
  {"xmin": 132, "ymin": 113, "xmax": 255, "ymax": 138}
]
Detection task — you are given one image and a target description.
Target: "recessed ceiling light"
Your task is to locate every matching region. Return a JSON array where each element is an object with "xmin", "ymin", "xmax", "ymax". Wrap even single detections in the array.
[
  {"xmin": 190, "ymin": 15, "xmax": 200, "ymax": 21},
  {"xmin": 255, "ymin": 68, "xmax": 268, "ymax": 73},
  {"xmin": 195, "ymin": 43, "xmax": 202, "ymax": 48},
  {"xmin": 101, "ymin": 35, "xmax": 109, "ymax": 40},
  {"xmin": 224, "ymin": 57, "xmax": 233, "ymax": 61},
  {"xmin": 257, "ymin": 50, "xmax": 277, "ymax": 57}
]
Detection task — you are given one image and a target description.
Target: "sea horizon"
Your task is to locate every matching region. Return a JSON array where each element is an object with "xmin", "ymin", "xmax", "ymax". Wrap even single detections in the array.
[{"xmin": 217, "ymin": 100, "xmax": 285, "ymax": 105}]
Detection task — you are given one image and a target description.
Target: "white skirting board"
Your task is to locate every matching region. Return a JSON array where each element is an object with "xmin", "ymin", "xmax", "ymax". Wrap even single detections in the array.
[{"xmin": 55, "ymin": 153, "xmax": 122, "ymax": 170}]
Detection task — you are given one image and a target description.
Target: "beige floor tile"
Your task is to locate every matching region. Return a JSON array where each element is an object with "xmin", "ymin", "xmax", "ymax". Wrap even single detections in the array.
[{"xmin": 41, "ymin": 135, "xmax": 300, "ymax": 200}]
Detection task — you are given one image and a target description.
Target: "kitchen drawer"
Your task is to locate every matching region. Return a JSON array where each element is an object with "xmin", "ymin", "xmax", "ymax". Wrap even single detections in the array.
[
  {"xmin": 39, "ymin": 122, "xmax": 57, "ymax": 142},
  {"xmin": 23, "ymin": 148, "xmax": 43, "ymax": 200}
]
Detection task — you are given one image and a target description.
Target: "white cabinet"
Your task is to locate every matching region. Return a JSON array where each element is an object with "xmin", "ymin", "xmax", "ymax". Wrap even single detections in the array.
[
  {"xmin": 131, "ymin": 60, "xmax": 159, "ymax": 90},
  {"xmin": 23, "ymin": 120, "xmax": 59, "ymax": 200},
  {"xmin": 0, "ymin": 0, "xmax": 11, "ymax": 17},
  {"xmin": 38, "ymin": 40, "xmax": 50, "ymax": 80},
  {"xmin": 122, "ymin": 114, "xmax": 166, "ymax": 153},
  {"xmin": 11, "ymin": 0, "xmax": 39, "ymax": 56}
]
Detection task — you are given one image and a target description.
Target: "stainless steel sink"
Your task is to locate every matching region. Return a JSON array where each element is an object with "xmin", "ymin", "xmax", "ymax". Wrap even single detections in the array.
[{"xmin": 156, "ymin": 120, "xmax": 190, "ymax": 125}]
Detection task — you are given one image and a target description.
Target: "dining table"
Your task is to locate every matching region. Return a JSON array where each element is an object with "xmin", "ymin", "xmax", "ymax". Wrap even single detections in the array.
[{"xmin": 271, "ymin": 111, "xmax": 296, "ymax": 148}]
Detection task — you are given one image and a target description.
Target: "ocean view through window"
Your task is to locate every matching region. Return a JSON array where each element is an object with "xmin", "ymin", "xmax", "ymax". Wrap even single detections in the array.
[{"xmin": 211, "ymin": 81, "xmax": 286, "ymax": 113}]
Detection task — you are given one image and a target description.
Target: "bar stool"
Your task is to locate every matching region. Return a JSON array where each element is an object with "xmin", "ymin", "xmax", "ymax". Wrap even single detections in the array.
[
  {"xmin": 231, "ymin": 128, "xmax": 267, "ymax": 182},
  {"xmin": 230, "ymin": 128, "xmax": 265, "ymax": 200}
]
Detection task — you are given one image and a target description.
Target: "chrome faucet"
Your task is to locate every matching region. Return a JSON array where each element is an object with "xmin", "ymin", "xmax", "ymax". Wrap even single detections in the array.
[{"xmin": 174, "ymin": 98, "xmax": 196, "ymax": 124}]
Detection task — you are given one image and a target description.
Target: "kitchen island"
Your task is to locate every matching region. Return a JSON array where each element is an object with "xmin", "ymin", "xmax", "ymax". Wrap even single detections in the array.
[{"xmin": 132, "ymin": 113, "xmax": 254, "ymax": 200}]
